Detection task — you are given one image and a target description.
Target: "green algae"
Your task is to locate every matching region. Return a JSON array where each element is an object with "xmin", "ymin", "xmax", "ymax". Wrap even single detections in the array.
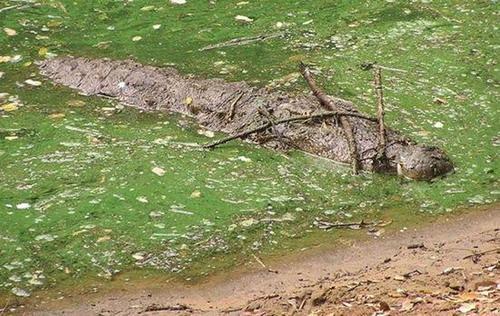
[{"xmin": 0, "ymin": 0, "xmax": 498, "ymax": 302}]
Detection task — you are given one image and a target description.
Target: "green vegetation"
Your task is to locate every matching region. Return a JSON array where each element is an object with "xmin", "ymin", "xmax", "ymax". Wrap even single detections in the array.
[{"xmin": 0, "ymin": 0, "xmax": 498, "ymax": 300}]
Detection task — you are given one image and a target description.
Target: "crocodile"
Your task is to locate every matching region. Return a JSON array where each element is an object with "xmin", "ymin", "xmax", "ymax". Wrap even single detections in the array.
[{"xmin": 38, "ymin": 57, "xmax": 453, "ymax": 180}]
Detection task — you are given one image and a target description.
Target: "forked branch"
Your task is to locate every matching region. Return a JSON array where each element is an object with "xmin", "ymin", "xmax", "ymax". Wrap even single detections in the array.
[{"xmin": 299, "ymin": 62, "xmax": 360, "ymax": 174}]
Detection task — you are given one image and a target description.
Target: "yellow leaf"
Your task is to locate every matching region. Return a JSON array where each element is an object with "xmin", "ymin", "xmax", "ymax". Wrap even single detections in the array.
[
  {"xmin": 140, "ymin": 5, "xmax": 155, "ymax": 11},
  {"xmin": 35, "ymin": 35, "xmax": 50, "ymax": 40},
  {"xmin": 49, "ymin": 113, "xmax": 65, "ymax": 119},
  {"xmin": 0, "ymin": 56, "xmax": 12, "ymax": 63},
  {"xmin": 1, "ymin": 103, "xmax": 18, "ymax": 112},
  {"xmin": 96, "ymin": 236, "xmax": 111, "ymax": 243},
  {"xmin": 38, "ymin": 47, "xmax": 48, "ymax": 57},
  {"xmin": 190, "ymin": 190, "xmax": 202, "ymax": 198},
  {"xmin": 183, "ymin": 97, "xmax": 193, "ymax": 105},
  {"xmin": 151, "ymin": 167, "xmax": 166, "ymax": 176},
  {"xmin": 457, "ymin": 292, "xmax": 479, "ymax": 302},
  {"xmin": 3, "ymin": 28, "xmax": 17, "ymax": 36},
  {"xmin": 67, "ymin": 99, "xmax": 85, "ymax": 107},
  {"xmin": 47, "ymin": 20, "xmax": 63, "ymax": 28}
]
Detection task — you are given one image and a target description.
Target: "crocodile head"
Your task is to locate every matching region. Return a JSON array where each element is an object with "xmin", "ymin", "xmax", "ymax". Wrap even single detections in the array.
[{"xmin": 397, "ymin": 145, "xmax": 454, "ymax": 181}]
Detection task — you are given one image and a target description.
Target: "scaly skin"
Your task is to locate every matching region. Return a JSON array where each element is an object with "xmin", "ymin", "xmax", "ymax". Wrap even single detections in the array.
[{"xmin": 38, "ymin": 56, "xmax": 453, "ymax": 180}]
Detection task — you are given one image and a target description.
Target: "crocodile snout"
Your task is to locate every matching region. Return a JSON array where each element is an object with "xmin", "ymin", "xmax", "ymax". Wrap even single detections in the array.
[{"xmin": 397, "ymin": 145, "xmax": 454, "ymax": 181}]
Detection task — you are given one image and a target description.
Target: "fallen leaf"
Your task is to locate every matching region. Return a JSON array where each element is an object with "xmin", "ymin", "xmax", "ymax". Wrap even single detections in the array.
[
  {"xmin": 236, "ymin": 156, "xmax": 251, "ymax": 162},
  {"xmin": 240, "ymin": 218, "xmax": 258, "ymax": 227},
  {"xmin": 400, "ymin": 300, "xmax": 414, "ymax": 312},
  {"xmin": 474, "ymin": 280, "xmax": 497, "ymax": 290},
  {"xmin": 197, "ymin": 129, "xmax": 214, "ymax": 138},
  {"xmin": 49, "ymin": 113, "xmax": 65, "ymax": 119},
  {"xmin": 1, "ymin": 103, "xmax": 18, "ymax": 112},
  {"xmin": 132, "ymin": 252, "xmax": 145, "ymax": 260},
  {"xmin": 16, "ymin": 203, "xmax": 31, "ymax": 209},
  {"xmin": 379, "ymin": 301, "xmax": 390, "ymax": 311},
  {"xmin": 190, "ymin": 190, "xmax": 202, "ymax": 198},
  {"xmin": 433, "ymin": 121, "xmax": 444, "ymax": 128},
  {"xmin": 11, "ymin": 287, "xmax": 30, "ymax": 297},
  {"xmin": 132, "ymin": 36, "xmax": 142, "ymax": 42},
  {"xmin": 442, "ymin": 267, "xmax": 463, "ymax": 275},
  {"xmin": 151, "ymin": 167, "xmax": 166, "ymax": 176},
  {"xmin": 458, "ymin": 303, "xmax": 476, "ymax": 314},
  {"xmin": 394, "ymin": 275, "xmax": 406, "ymax": 281},
  {"xmin": 4, "ymin": 27, "xmax": 17, "ymax": 36},
  {"xmin": 25, "ymin": 79, "xmax": 42, "ymax": 86},
  {"xmin": 235, "ymin": 15, "xmax": 253, "ymax": 23},
  {"xmin": 136, "ymin": 196, "xmax": 149, "ymax": 203},
  {"xmin": 39, "ymin": 47, "xmax": 48, "ymax": 57},
  {"xmin": 67, "ymin": 99, "xmax": 86, "ymax": 107},
  {"xmin": 140, "ymin": 5, "xmax": 155, "ymax": 11},
  {"xmin": 47, "ymin": 20, "xmax": 63, "ymax": 28},
  {"xmin": 433, "ymin": 97, "xmax": 447, "ymax": 105},
  {"xmin": 457, "ymin": 292, "xmax": 479, "ymax": 302},
  {"xmin": 97, "ymin": 236, "xmax": 111, "ymax": 243}
]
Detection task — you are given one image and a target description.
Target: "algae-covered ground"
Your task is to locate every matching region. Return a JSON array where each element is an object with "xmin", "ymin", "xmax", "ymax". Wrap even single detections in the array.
[{"xmin": 0, "ymin": 0, "xmax": 498, "ymax": 301}]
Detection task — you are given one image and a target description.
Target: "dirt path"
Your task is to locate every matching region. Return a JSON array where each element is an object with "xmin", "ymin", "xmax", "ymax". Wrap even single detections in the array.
[{"xmin": 15, "ymin": 205, "xmax": 500, "ymax": 315}]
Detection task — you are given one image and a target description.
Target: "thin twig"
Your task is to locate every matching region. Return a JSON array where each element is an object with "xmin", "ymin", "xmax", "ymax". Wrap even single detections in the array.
[
  {"xmin": 315, "ymin": 220, "xmax": 375, "ymax": 231},
  {"xmin": 299, "ymin": 62, "xmax": 360, "ymax": 174},
  {"xmin": 252, "ymin": 253, "xmax": 267, "ymax": 269},
  {"xmin": 143, "ymin": 304, "xmax": 192, "ymax": 313},
  {"xmin": 377, "ymin": 65, "xmax": 408, "ymax": 73},
  {"xmin": 374, "ymin": 66, "xmax": 387, "ymax": 159},
  {"xmin": 298, "ymin": 297, "xmax": 307, "ymax": 310},
  {"xmin": 204, "ymin": 111, "xmax": 376, "ymax": 149},
  {"xmin": 0, "ymin": 5, "xmax": 19, "ymax": 13},
  {"xmin": 463, "ymin": 247, "xmax": 500, "ymax": 260},
  {"xmin": 227, "ymin": 92, "xmax": 244, "ymax": 120},
  {"xmin": 199, "ymin": 33, "xmax": 284, "ymax": 51},
  {"xmin": 0, "ymin": 298, "xmax": 11, "ymax": 316}
]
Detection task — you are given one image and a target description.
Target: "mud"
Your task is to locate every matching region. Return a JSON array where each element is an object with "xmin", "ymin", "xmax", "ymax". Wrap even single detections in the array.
[
  {"xmin": 38, "ymin": 57, "xmax": 453, "ymax": 180},
  {"xmin": 19, "ymin": 205, "xmax": 500, "ymax": 315}
]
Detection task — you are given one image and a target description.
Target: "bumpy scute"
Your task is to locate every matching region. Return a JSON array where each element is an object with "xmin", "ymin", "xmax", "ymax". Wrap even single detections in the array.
[{"xmin": 38, "ymin": 57, "xmax": 453, "ymax": 180}]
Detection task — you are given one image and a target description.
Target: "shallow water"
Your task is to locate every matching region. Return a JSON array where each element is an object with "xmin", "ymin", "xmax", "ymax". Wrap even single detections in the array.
[{"xmin": 0, "ymin": 0, "xmax": 498, "ymax": 299}]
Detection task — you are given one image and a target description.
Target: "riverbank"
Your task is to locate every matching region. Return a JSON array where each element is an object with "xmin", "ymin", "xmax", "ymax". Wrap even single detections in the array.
[{"xmin": 12, "ymin": 204, "xmax": 498, "ymax": 315}]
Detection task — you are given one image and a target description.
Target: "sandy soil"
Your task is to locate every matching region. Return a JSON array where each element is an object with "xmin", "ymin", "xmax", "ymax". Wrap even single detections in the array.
[{"xmin": 8, "ymin": 205, "xmax": 500, "ymax": 315}]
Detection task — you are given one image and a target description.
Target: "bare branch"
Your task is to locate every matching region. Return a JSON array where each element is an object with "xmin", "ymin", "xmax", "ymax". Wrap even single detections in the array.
[
  {"xmin": 374, "ymin": 66, "xmax": 387, "ymax": 159},
  {"xmin": 300, "ymin": 62, "xmax": 360, "ymax": 174},
  {"xmin": 204, "ymin": 111, "xmax": 376, "ymax": 149}
]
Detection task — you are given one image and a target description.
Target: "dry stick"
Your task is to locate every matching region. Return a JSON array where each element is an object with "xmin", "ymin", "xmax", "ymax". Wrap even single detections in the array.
[
  {"xmin": 227, "ymin": 92, "xmax": 244, "ymax": 120},
  {"xmin": 374, "ymin": 66, "xmax": 387, "ymax": 159},
  {"xmin": 299, "ymin": 63, "xmax": 360, "ymax": 174},
  {"xmin": 199, "ymin": 33, "xmax": 284, "ymax": 51},
  {"xmin": 463, "ymin": 247, "xmax": 500, "ymax": 260},
  {"xmin": 204, "ymin": 111, "xmax": 376, "ymax": 149},
  {"xmin": 376, "ymin": 65, "xmax": 408, "ymax": 73},
  {"xmin": 340, "ymin": 116, "xmax": 359, "ymax": 174},
  {"xmin": 317, "ymin": 220, "xmax": 375, "ymax": 231},
  {"xmin": 252, "ymin": 253, "xmax": 267, "ymax": 269},
  {"xmin": 0, "ymin": 4, "xmax": 22, "ymax": 13},
  {"xmin": 298, "ymin": 297, "xmax": 308, "ymax": 310}
]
